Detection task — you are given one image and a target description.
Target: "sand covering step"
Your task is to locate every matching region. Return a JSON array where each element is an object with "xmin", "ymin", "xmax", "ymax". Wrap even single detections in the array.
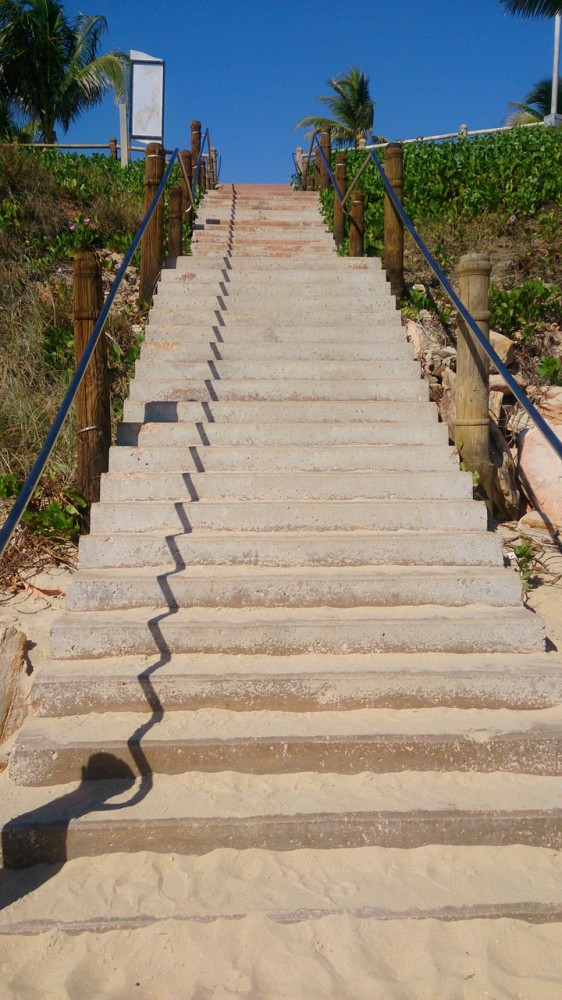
[{"xmin": 31, "ymin": 651, "xmax": 562, "ymax": 715}]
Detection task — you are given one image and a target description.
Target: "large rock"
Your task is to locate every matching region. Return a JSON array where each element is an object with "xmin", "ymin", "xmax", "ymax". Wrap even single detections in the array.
[
  {"xmin": 0, "ymin": 627, "xmax": 27, "ymax": 749},
  {"xmin": 490, "ymin": 331, "xmax": 516, "ymax": 369},
  {"xmin": 518, "ymin": 423, "xmax": 562, "ymax": 536}
]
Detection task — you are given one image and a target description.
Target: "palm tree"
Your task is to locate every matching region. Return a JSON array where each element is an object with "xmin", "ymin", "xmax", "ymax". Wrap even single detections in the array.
[
  {"xmin": 0, "ymin": 0, "xmax": 128, "ymax": 143},
  {"xmin": 506, "ymin": 76, "xmax": 562, "ymax": 123},
  {"xmin": 295, "ymin": 66, "xmax": 377, "ymax": 146},
  {"xmin": 499, "ymin": 1, "xmax": 562, "ymax": 15}
]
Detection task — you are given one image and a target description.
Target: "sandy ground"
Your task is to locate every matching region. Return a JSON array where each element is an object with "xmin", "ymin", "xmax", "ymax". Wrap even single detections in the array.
[{"xmin": 0, "ymin": 539, "xmax": 561, "ymax": 999}]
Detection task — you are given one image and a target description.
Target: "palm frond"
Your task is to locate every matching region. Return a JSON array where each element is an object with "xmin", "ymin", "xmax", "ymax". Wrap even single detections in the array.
[{"xmin": 499, "ymin": 0, "xmax": 562, "ymax": 16}]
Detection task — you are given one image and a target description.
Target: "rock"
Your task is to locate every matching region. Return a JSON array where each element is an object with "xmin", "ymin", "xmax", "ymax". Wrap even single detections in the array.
[
  {"xmin": 0, "ymin": 626, "xmax": 27, "ymax": 749},
  {"xmin": 490, "ymin": 331, "xmax": 516, "ymax": 369},
  {"xmin": 489, "ymin": 373, "xmax": 526, "ymax": 395},
  {"xmin": 406, "ymin": 320, "xmax": 431, "ymax": 361},
  {"xmin": 517, "ymin": 423, "xmax": 562, "ymax": 535},
  {"xmin": 518, "ymin": 510, "xmax": 561, "ymax": 538},
  {"xmin": 439, "ymin": 367, "xmax": 456, "ymax": 440},
  {"xmin": 490, "ymin": 421, "xmax": 520, "ymax": 521},
  {"xmin": 489, "ymin": 390, "xmax": 504, "ymax": 423},
  {"xmin": 539, "ymin": 387, "xmax": 562, "ymax": 424}
]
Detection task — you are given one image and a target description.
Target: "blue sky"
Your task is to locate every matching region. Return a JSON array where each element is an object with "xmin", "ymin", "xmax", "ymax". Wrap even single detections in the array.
[{"xmin": 63, "ymin": 0, "xmax": 558, "ymax": 182}]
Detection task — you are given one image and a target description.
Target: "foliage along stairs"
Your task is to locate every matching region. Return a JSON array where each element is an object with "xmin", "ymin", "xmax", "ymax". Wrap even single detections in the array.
[{"xmin": 2, "ymin": 182, "xmax": 562, "ymax": 935}]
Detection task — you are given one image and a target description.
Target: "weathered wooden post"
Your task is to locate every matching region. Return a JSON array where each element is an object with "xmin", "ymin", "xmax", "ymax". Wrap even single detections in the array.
[
  {"xmin": 191, "ymin": 120, "xmax": 201, "ymax": 168},
  {"xmin": 139, "ymin": 142, "xmax": 165, "ymax": 303},
  {"xmin": 383, "ymin": 142, "xmax": 404, "ymax": 298},
  {"xmin": 73, "ymin": 250, "xmax": 110, "ymax": 508},
  {"xmin": 456, "ymin": 252, "xmax": 493, "ymax": 502},
  {"xmin": 334, "ymin": 152, "xmax": 346, "ymax": 247},
  {"xmin": 168, "ymin": 185, "xmax": 183, "ymax": 257},
  {"xmin": 179, "ymin": 149, "xmax": 193, "ymax": 232},
  {"xmin": 109, "ymin": 136, "xmax": 118, "ymax": 159},
  {"xmin": 199, "ymin": 157, "xmax": 207, "ymax": 192},
  {"xmin": 349, "ymin": 189, "xmax": 364, "ymax": 257},
  {"xmin": 318, "ymin": 128, "xmax": 331, "ymax": 190},
  {"xmin": 209, "ymin": 147, "xmax": 217, "ymax": 188}
]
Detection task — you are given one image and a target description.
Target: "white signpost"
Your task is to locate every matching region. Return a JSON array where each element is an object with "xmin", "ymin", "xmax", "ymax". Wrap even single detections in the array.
[{"xmin": 130, "ymin": 49, "xmax": 165, "ymax": 144}]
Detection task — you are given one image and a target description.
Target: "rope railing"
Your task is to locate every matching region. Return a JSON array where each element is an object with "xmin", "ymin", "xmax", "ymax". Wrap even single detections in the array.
[
  {"xmin": 0, "ymin": 147, "xmax": 181, "ymax": 561},
  {"xmin": 309, "ymin": 132, "xmax": 562, "ymax": 465}
]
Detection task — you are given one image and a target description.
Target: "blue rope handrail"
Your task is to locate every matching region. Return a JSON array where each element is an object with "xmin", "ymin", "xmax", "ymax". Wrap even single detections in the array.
[
  {"xmin": 0, "ymin": 147, "xmax": 181, "ymax": 560},
  {"xmin": 311, "ymin": 133, "xmax": 562, "ymax": 463}
]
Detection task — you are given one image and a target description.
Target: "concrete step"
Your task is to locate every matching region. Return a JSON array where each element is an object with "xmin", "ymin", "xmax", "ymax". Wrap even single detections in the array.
[
  {"xmin": 31, "ymin": 651, "xmax": 562, "ymax": 716},
  {"xmin": 107, "ymin": 445, "xmax": 457, "ymax": 475},
  {"xmin": 3, "ymin": 772, "xmax": 562, "ymax": 872},
  {"xmin": 122, "ymin": 398, "xmax": 437, "ymax": 425},
  {"xmin": 132, "ymin": 359, "xmax": 419, "ymax": 384},
  {"xmin": 148, "ymin": 302, "xmax": 400, "ymax": 323},
  {"xmin": 49, "ymin": 604, "xmax": 544, "ymax": 661},
  {"xmin": 116, "ymin": 419, "xmax": 448, "ymax": 448},
  {"xmin": 78, "ymin": 528, "xmax": 503, "ymax": 570},
  {"xmin": 138, "ymin": 340, "xmax": 413, "ymax": 363},
  {"xmin": 89, "ymin": 498, "xmax": 486, "ymax": 534},
  {"xmin": 144, "ymin": 321, "xmax": 405, "ymax": 341},
  {"xmin": 8, "ymin": 699, "xmax": 556, "ymax": 786},
  {"xmin": 66, "ymin": 564, "xmax": 521, "ymax": 612},
  {"xmin": 153, "ymin": 286, "xmax": 392, "ymax": 306},
  {"xmin": 167, "ymin": 255, "xmax": 384, "ymax": 272},
  {"xmin": 132, "ymin": 359, "xmax": 418, "ymax": 385},
  {"xmin": 126, "ymin": 378, "xmax": 427, "ymax": 403},
  {"xmin": 99, "ymin": 470, "xmax": 471, "ymax": 503},
  {"xmin": 159, "ymin": 268, "xmax": 390, "ymax": 290}
]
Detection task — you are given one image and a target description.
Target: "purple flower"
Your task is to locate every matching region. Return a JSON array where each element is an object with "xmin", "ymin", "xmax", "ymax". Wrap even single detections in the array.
[
  {"xmin": 114, "ymin": 263, "xmax": 121, "ymax": 271},
  {"xmin": 84, "ymin": 218, "xmax": 91, "ymax": 225},
  {"xmin": 532, "ymin": 176, "xmax": 539, "ymax": 183},
  {"xmin": 69, "ymin": 223, "xmax": 76, "ymax": 231},
  {"xmin": 508, "ymin": 215, "xmax": 517, "ymax": 223}
]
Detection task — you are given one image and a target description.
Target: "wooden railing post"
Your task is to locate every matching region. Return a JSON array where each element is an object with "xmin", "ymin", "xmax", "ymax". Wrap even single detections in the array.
[
  {"xmin": 139, "ymin": 142, "xmax": 165, "ymax": 303},
  {"xmin": 191, "ymin": 120, "xmax": 201, "ymax": 168},
  {"xmin": 334, "ymin": 152, "xmax": 346, "ymax": 247},
  {"xmin": 456, "ymin": 252, "xmax": 493, "ymax": 501},
  {"xmin": 179, "ymin": 149, "xmax": 193, "ymax": 230},
  {"xmin": 200, "ymin": 157, "xmax": 207, "ymax": 192},
  {"xmin": 318, "ymin": 127, "xmax": 331, "ymax": 189},
  {"xmin": 109, "ymin": 136, "xmax": 117, "ymax": 159},
  {"xmin": 349, "ymin": 189, "xmax": 364, "ymax": 257},
  {"xmin": 168, "ymin": 185, "xmax": 183, "ymax": 257},
  {"xmin": 383, "ymin": 142, "xmax": 404, "ymax": 297},
  {"xmin": 73, "ymin": 250, "xmax": 110, "ymax": 508},
  {"xmin": 209, "ymin": 147, "xmax": 217, "ymax": 188}
]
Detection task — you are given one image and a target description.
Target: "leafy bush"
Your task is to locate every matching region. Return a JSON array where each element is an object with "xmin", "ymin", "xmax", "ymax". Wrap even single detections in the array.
[
  {"xmin": 320, "ymin": 127, "xmax": 562, "ymax": 248},
  {"xmin": 489, "ymin": 278, "xmax": 562, "ymax": 337}
]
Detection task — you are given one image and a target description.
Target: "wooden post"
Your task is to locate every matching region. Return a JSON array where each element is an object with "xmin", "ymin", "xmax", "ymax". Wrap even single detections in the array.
[
  {"xmin": 179, "ymin": 149, "xmax": 193, "ymax": 230},
  {"xmin": 456, "ymin": 252, "xmax": 493, "ymax": 502},
  {"xmin": 318, "ymin": 128, "xmax": 331, "ymax": 190},
  {"xmin": 168, "ymin": 185, "xmax": 183, "ymax": 257},
  {"xmin": 73, "ymin": 250, "xmax": 110, "ymax": 508},
  {"xmin": 199, "ymin": 157, "xmax": 207, "ymax": 192},
  {"xmin": 139, "ymin": 142, "xmax": 165, "ymax": 303},
  {"xmin": 302, "ymin": 154, "xmax": 309, "ymax": 191},
  {"xmin": 383, "ymin": 142, "xmax": 404, "ymax": 298},
  {"xmin": 109, "ymin": 136, "xmax": 117, "ymax": 159},
  {"xmin": 334, "ymin": 152, "xmax": 346, "ymax": 247},
  {"xmin": 191, "ymin": 120, "xmax": 201, "ymax": 169},
  {"xmin": 209, "ymin": 147, "xmax": 217, "ymax": 188},
  {"xmin": 313, "ymin": 148, "xmax": 320, "ymax": 191},
  {"xmin": 349, "ymin": 189, "xmax": 364, "ymax": 257}
]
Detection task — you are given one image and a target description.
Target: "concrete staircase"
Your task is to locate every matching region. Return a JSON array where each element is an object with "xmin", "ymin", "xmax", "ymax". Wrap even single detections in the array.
[{"xmin": 2, "ymin": 183, "xmax": 562, "ymax": 931}]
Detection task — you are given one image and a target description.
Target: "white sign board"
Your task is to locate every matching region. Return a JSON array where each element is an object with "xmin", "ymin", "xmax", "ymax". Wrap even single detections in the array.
[{"xmin": 130, "ymin": 50, "xmax": 164, "ymax": 143}]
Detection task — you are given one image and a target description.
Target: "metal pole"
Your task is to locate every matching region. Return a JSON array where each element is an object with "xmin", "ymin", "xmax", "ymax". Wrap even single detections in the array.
[{"xmin": 552, "ymin": 15, "xmax": 561, "ymax": 116}]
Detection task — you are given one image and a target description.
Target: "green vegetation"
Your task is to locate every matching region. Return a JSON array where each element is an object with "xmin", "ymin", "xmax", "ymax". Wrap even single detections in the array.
[
  {"xmin": 0, "ymin": 146, "xmax": 148, "ymax": 546},
  {"xmin": 499, "ymin": 0, "xmax": 562, "ymax": 16},
  {"xmin": 320, "ymin": 128, "xmax": 562, "ymax": 253},
  {"xmin": 507, "ymin": 77, "xmax": 562, "ymax": 126}
]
